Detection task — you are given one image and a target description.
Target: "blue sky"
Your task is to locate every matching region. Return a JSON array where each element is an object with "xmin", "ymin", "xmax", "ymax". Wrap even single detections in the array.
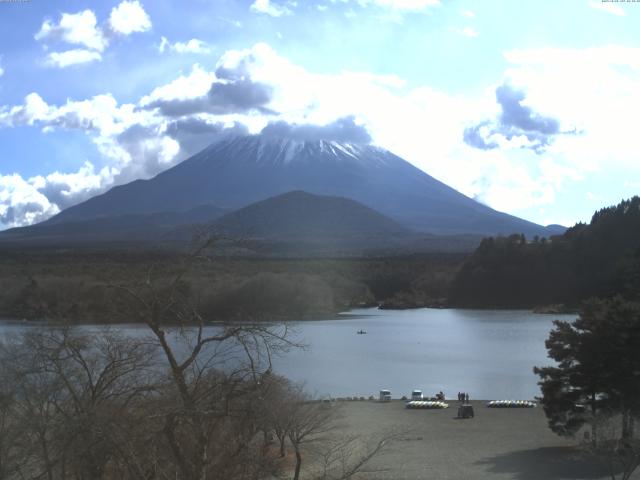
[{"xmin": 1, "ymin": 0, "xmax": 639, "ymax": 229}]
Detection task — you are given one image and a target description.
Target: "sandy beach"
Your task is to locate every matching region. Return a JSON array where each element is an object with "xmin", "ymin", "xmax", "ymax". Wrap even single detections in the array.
[{"xmin": 327, "ymin": 400, "xmax": 612, "ymax": 480}]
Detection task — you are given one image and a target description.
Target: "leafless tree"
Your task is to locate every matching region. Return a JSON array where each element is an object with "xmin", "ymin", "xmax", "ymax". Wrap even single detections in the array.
[
  {"xmin": 111, "ymin": 237, "xmax": 298, "ymax": 480},
  {"xmin": 285, "ymin": 390, "xmax": 338, "ymax": 480},
  {"xmin": 281, "ymin": 384, "xmax": 402, "ymax": 480},
  {"xmin": 0, "ymin": 384, "xmax": 25, "ymax": 479},
  {"xmin": 257, "ymin": 373, "xmax": 294, "ymax": 458},
  {"xmin": 0, "ymin": 327, "xmax": 159, "ymax": 480},
  {"xmin": 312, "ymin": 432, "xmax": 401, "ymax": 480}
]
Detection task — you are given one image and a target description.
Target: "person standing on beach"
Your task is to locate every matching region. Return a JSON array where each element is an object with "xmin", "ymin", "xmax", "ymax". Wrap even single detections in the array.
[{"xmin": 465, "ymin": 393, "xmax": 470, "ymax": 403}]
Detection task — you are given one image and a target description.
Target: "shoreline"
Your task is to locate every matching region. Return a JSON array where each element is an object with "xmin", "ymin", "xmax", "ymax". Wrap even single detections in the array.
[{"xmin": 0, "ymin": 304, "xmax": 578, "ymax": 326}]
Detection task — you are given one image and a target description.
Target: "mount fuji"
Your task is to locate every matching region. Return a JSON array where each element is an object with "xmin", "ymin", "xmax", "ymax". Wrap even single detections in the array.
[
  {"xmin": 1, "ymin": 135, "xmax": 564, "ymax": 251},
  {"xmin": 40, "ymin": 135, "xmax": 562, "ymax": 237}
]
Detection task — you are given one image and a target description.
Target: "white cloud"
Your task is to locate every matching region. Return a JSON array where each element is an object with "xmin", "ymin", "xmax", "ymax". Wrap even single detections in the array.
[
  {"xmin": 158, "ymin": 37, "xmax": 212, "ymax": 54},
  {"xmin": 0, "ymin": 56, "xmax": 4, "ymax": 77},
  {"xmin": 31, "ymin": 162, "xmax": 114, "ymax": 210},
  {"xmin": 1, "ymin": 91, "xmax": 151, "ymax": 167},
  {"xmin": 108, "ymin": 0, "xmax": 152, "ymax": 35},
  {"xmin": 34, "ymin": 2, "xmax": 151, "ymax": 69},
  {"xmin": 0, "ymin": 93, "xmax": 50, "ymax": 126},
  {"xmin": 461, "ymin": 9, "xmax": 475, "ymax": 18},
  {"xmin": 0, "ymin": 162, "xmax": 118, "ymax": 228},
  {"xmin": 449, "ymin": 44, "xmax": 640, "ymax": 220},
  {"xmin": 140, "ymin": 64, "xmax": 215, "ymax": 105},
  {"xmin": 44, "ymin": 49, "xmax": 102, "ymax": 68},
  {"xmin": 250, "ymin": 0, "xmax": 293, "ymax": 17},
  {"xmin": 0, "ymin": 92, "xmax": 141, "ymax": 138},
  {"xmin": 35, "ymin": 9, "xmax": 107, "ymax": 51},
  {"xmin": 502, "ymin": 45, "xmax": 640, "ymax": 171},
  {"xmin": 503, "ymin": 45, "xmax": 640, "ymax": 69},
  {"xmin": 588, "ymin": 0, "xmax": 626, "ymax": 16},
  {"xmin": 0, "ymin": 79, "xmax": 206, "ymax": 227},
  {"xmin": 0, "ymin": 174, "xmax": 60, "ymax": 228},
  {"xmin": 471, "ymin": 157, "xmax": 555, "ymax": 211}
]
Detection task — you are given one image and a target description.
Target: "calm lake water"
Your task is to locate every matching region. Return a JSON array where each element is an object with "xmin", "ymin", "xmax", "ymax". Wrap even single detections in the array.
[
  {"xmin": 271, "ymin": 308, "xmax": 576, "ymax": 401},
  {"xmin": 0, "ymin": 308, "xmax": 576, "ymax": 401}
]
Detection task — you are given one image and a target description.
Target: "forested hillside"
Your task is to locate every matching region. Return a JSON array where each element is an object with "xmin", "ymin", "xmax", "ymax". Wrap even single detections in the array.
[
  {"xmin": 450, "ymin": 196, "xmax": 640, "ymax": 308},
  {"xmin": 0, "ymin": 249, "xmax": 463, "ymax": 322}
]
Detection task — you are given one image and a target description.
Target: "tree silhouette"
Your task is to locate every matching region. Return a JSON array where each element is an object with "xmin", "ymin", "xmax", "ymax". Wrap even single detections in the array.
[{"xmin": 534, "ymin": 297, "xmax": 640, "ymax": 442}]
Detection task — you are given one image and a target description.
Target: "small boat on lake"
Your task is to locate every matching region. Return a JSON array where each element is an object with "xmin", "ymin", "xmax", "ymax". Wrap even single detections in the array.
[{"xmin": 357, "ymin": 329, "xmax": 367, "ymax": 334}]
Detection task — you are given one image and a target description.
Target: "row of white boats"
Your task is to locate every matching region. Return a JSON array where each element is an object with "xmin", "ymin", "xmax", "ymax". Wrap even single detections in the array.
[
  {"xmin": 486, "ymin": 400, "xmax": 537, "ymax": 408},
  {"xmin": 405, "ymin": 401, "xmax": 449, "ymax": 409},
  {"xmin": 405, "ymin": 400, "xmax": 537, "ymax": 410},
  {"xmin": 381, "ymin": 390, "xmax": 537, "ymax": 409},
  {"xmin": 404, "ymin": 399, "xmax": 537, "ymax": 409}
]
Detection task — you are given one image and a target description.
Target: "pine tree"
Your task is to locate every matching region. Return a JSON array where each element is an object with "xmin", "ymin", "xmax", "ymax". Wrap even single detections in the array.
[{"xmin": 534, "ymin": 297, "xmax": 640, "ymax": 441}]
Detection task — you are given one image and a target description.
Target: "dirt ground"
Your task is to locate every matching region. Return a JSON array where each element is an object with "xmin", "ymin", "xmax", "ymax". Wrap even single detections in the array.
[{"xmin": 328, "ymin": 400, "xmax": 615, "ymax": 480}]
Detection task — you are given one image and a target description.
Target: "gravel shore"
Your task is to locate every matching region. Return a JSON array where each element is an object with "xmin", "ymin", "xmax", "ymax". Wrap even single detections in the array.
[{"xmin": 332, "ymin": 400, "xmax": 611, "ymax": 480}]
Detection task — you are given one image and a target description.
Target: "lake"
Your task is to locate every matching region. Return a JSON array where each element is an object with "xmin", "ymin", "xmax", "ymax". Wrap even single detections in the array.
[
  {"xmin": 271, "ymin": 308, "xmax": 576, "ymax": 400},
  {"xmin": 0, "ymin": 308, "xmax": 576, "ymax": 401}
]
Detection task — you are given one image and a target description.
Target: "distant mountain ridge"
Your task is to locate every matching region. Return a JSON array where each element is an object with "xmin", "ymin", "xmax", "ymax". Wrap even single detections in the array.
[
  {"xmin": 42, "ymin": 135, "xmax": 563, "ymax": 237},
  {"xmin": 0, "ymin": 205, "xmax": 227, "ymax": 245}
]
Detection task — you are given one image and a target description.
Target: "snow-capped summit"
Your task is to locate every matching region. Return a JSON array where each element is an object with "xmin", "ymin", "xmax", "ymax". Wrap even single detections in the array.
[{"xmin": 200, "ymin": 135, "xmax": 386, "ymax": 166}]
